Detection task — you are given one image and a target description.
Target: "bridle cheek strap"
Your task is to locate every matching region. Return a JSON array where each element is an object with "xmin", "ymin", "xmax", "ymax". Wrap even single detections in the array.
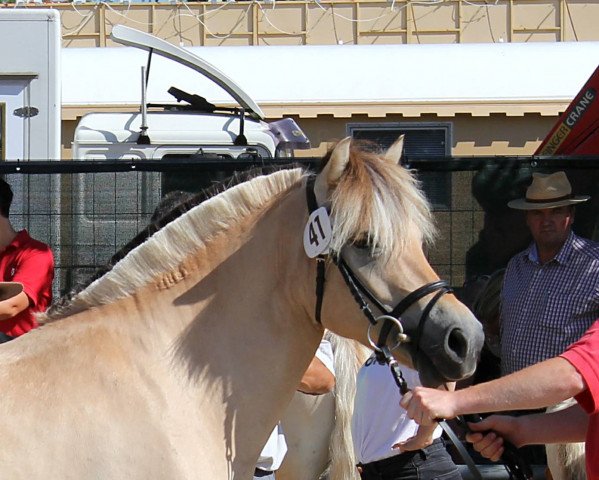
[
  {"xmin": 314, "ymin": 255, "xmax": 326, "ymax": 323},
  {"xmin": 305, "ymin": 176, "xmax": 327, "ymax": 323},
  {"xmin": 335, "ymin": 257, "xmax": 379, "ymax": 325},
  {"xmin": 337, "ymin": 253, "xmax": 452, "ymax": 354}
]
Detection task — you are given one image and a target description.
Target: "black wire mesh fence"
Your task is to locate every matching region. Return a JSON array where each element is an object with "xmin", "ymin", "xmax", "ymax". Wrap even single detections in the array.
[{"xmin": 4, "ymin": 156, "xmax": 599, "ymax": 300}]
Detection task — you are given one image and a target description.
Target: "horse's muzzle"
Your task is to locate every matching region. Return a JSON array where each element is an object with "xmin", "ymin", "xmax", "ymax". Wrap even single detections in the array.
[{"xmin": 417, "ymin": 323, "xmax": 484, "ymax": 387}]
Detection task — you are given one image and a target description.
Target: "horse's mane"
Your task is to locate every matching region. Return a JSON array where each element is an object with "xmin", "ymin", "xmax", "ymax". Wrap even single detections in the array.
[
  {"xmin": 41, "ymin": 140, "xmax": 435, "ymax": 322},
  {"xmin": 40, "ymin": 166, "xmax": 306, "ymax": 322}
]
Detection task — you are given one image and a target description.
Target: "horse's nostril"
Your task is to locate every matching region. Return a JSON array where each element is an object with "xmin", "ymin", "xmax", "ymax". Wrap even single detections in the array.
[{"xmin": 447, "ymin": 328, "xmax": 468, "ymax": 361}]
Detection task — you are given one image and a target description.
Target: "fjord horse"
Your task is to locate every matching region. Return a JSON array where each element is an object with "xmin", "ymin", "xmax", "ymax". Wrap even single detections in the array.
[{"xmin": 3, "ymin": 137, "xmax": 483, "ymax": 479}]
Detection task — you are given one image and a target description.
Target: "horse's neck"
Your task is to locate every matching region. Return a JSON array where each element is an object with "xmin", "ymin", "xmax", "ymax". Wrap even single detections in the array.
[{"xmin": 134, "ymin": 188, "xmax": 323, "ymax": 466}]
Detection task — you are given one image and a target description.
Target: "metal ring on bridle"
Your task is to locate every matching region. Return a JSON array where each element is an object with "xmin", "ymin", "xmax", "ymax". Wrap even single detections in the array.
[{"xmin": 367, "ymin": 315, "xmax": 408, "ymax": 351}]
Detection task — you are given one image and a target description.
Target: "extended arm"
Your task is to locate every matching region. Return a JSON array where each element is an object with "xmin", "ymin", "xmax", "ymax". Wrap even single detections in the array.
[
  {"xmin": 514, "ymin": 403, "xmax": 589, "ymax": 444},
  {"xmin": 400, "ymin": 357, "xmax": 586, "ymax": 425}
]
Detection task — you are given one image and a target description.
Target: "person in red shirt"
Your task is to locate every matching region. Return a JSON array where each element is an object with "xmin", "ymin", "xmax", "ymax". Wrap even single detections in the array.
[
  {"xmin": 0, "ymin": 179, "xmax": 54, "ymax": 342},
  {"xmin": 399, "ymin": 320, "xmax": 599, "ymax": 480}
]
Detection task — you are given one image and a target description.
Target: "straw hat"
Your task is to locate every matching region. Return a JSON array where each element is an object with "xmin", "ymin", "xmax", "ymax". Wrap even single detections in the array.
[{"xmin": 507, "ymin": 172, "xmax": 590, "ymax": 210}]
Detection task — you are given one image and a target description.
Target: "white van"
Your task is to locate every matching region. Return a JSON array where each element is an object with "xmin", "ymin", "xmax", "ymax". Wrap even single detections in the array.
[{"xmin": 73, "ymin": 25, "xmax": 310, "ymax": 162}]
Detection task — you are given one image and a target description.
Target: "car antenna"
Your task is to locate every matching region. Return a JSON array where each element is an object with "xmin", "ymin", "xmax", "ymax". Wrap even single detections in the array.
[
  {"xmin": 234, "ymin": 108, "xmax": 248, "ymax": 146},
  {"xmin": 137, "ymin": 62, "xmax": 151, "ymax": 145}
]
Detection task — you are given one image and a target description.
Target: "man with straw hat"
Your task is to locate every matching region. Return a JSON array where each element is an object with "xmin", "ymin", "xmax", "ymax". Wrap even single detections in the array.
[
  {"xmin": 500, "ymin": 171, "xmax": 599, "ymax": 474},
  {"xmin": 501, "ymin": 171, "xmax": 599, "ymax": 376}
]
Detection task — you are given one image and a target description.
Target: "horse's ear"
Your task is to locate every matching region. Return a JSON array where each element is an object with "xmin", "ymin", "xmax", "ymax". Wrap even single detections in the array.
[
  {"xmin": 315, "ymin": 137, "xmax": 352, "ymax": 203},
  {"xmin": 383, "ymin": 135, "xmax": 405, "ymax": 165}
]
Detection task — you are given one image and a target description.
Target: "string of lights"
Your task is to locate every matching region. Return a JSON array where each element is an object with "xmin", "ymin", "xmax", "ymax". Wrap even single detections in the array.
[{"xmin": 5, "ymin": 0, "xmax": 581, "ymax": 45}]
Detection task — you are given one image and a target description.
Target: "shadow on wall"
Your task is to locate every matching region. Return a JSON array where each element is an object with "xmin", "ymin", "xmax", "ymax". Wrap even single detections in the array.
[{"xmin": 465, "ymin": 163, "xmax": 532, "ymax": 280}]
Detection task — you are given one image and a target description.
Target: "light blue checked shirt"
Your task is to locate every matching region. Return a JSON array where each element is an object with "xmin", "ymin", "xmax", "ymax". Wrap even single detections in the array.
[{"xmin": 500, "ymin": 231, "xmax": 599, "ymax": 376}]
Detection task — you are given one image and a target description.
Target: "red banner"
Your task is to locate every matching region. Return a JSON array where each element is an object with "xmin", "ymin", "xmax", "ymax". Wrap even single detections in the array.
[{"xmin": 535, "ymin": 65, "xmax": 599, "ymax": 155}]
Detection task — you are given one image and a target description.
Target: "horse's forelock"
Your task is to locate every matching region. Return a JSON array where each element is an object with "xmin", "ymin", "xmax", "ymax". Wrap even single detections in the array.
[{"xmin": 329, "ymin": 145, "xmax": 436, "ymax": 262}]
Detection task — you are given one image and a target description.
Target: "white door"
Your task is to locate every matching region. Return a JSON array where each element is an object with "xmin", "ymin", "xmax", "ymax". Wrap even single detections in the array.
[{"xmin": 0, "ymin": 79, "xmax": 30, "ymax": 161}]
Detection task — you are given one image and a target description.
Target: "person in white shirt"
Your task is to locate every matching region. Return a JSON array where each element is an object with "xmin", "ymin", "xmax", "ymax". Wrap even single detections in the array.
[
  {"xmin": 351, "ymin": 353, "xmax": 460, "ymax": 480},
  {"xmin": 254, "ymin": 338, "xmax": 335, "ymax": 479}
]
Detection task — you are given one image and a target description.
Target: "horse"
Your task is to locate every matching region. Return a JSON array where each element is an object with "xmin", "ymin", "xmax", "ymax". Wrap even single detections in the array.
[{"xmin": 1, "ymin": 136, "xmax": 483, "ymax": 479}]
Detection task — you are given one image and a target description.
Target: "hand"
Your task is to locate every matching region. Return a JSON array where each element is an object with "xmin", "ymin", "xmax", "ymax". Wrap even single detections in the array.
[
  {"xmin": 400, "ymin": 387, "xmax": 456, "ymax": 426},
  {"xmin": 392, "ymin": 424, "xmax": 436, "ymax": 452},
  {"xmin": 466, "ymin": 415, "xmax": 520, "ymax": 462}
]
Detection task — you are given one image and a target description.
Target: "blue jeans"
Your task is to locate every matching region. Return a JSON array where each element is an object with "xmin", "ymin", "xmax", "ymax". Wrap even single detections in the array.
[{"xmin": 358, "ymin": 439, "xmax": 462, "ymax": 480}]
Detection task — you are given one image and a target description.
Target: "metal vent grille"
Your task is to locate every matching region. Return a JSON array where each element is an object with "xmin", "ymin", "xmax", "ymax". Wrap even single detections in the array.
[{"xmin": 347, "ymin": 123, "xmax": 452, "ymax": 210}]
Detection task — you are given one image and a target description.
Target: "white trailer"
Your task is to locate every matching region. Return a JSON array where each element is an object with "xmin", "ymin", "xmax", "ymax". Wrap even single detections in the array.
[{"xmin": 0, "ymin": 9, "xmax": 61, "ymax": 161}]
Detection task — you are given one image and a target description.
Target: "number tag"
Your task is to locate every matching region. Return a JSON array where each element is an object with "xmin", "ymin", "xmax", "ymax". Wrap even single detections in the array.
[{"xmin": 303, "ymin": 207, "xmax": 332, "ymax": 258}]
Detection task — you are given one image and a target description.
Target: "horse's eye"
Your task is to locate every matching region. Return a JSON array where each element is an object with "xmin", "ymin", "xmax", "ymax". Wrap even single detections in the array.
[
  {"xmin": 352, "ymin": 234, "xmax": 372, "ymax": 250},
  {"xmin": 352, "ymin": 234, "xmax": 383, "ymax": 258}
]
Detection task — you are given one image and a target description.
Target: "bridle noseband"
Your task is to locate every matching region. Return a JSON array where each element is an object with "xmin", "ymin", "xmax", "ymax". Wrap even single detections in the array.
[{"xmin": 305, "ymin": 175, "xmax": 452, "ymax": 359}]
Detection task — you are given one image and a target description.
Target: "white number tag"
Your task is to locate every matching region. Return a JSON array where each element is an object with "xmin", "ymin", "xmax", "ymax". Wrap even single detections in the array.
[{"xmin": 303, "ymin": 207, "xmax": 332, "ymax": 258}]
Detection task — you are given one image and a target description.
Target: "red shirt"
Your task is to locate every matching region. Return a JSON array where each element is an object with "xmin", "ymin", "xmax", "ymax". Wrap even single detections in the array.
[
  {"xmin": 560, "ymin": 320, "xmax": 599, "ymax": 480},
  {"xmin": 0, "ymin": 230, "xmax": 54, "ymax": 337}
]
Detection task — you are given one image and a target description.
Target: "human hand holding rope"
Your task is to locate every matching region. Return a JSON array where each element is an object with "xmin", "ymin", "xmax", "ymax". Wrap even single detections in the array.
[
  {"xmin": 465, "ymin": 416, "xmax": 517, "ymax": 462},
  {"xmin": 400, "ymin": 385, "xmax": 456, "ymax": 426}
]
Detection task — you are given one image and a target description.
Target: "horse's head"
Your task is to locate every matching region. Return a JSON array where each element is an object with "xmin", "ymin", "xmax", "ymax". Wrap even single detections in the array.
[{"xmin": 309, "ymin": 136, "xmax": 484, "ymax": 387}]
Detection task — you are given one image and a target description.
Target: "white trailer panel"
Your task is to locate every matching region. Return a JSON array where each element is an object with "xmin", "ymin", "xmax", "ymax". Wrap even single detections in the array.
[{"xmin": 0, "ymin": 9, "xmax": 61, "ymax": 160}]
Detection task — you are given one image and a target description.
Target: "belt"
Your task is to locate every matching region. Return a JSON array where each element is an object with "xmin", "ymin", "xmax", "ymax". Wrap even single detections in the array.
[
  {"xmin": 254, "ymin": 468, "xmax": 274, "ymax": 477},
  {"xmin": 357, "ymin": 437, "xmax": 443, "ymax": 473}
]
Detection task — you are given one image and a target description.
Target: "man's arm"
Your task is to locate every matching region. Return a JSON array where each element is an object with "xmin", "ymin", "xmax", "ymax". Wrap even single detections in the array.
[
  {"xmin": 466, "ymin": 404, "xmax": 589, "ymax": 461},
  {"xmin": 400, "ymin": 357, "xmax": 586, "ymax": 425},
  {"xmin": 0, "ymin": 291, "xmax": 30, "ymax": 321},
  {"xmin": 298, "ymin": 356, "xmax": 335, "ymax": 394}
]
